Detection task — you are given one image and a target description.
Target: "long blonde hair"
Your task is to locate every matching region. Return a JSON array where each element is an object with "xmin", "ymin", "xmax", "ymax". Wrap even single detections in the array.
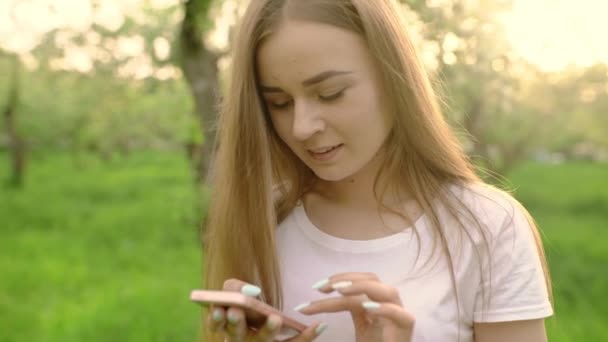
[{"xmin": 201, "ymin": 0, "xmax": 552, "ymax": 341}]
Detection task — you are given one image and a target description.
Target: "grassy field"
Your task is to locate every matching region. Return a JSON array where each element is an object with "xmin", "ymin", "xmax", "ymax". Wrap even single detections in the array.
[
  {"xmin": 507, "ymin": 162, "xmax": 608, "ymax": 341},
  {"xmin": 0, "ymin": 152, "xmax": 606, "ymax": 341},
  {"xmin": 0, "ymin": 152, "xmax": 202, "ymax": 341}
]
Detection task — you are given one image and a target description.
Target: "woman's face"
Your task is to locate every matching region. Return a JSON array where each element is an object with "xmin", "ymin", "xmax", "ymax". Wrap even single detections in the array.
[{"xmin": 257, "ymin": 19, "xmax": 394, "ymax": 182}]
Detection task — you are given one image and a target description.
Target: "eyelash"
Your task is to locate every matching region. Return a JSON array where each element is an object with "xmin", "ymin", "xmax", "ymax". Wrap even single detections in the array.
[{"xmin": 268, "ymin": 89, "xmax": 346, "ymax": 110}]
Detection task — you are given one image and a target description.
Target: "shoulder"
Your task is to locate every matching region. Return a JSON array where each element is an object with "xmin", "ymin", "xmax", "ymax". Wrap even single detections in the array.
[
  {"xmin": 453, "ymin": 183, "xmax": 554, "ymax": 322},
  {"xmin": 448, "ymin": 182, "xmax": 519, "ymax": 217},
  {"xmin": 441, "ymin": 182, "xmax": 534, "ymax": 244}
]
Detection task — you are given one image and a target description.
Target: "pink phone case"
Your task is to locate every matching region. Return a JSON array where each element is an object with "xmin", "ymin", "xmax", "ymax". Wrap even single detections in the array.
[{"xmin": 190, "ymin": 290, "xmax": 308, "ymax": 340}]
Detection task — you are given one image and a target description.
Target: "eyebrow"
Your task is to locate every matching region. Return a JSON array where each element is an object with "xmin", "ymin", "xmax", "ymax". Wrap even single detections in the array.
[{"xmin": 260, "ymin": 70, "xmax": 352, "ymax": 93}]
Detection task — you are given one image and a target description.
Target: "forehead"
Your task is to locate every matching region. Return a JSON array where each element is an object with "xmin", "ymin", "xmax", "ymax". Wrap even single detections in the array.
[{"xmin": 256, "ymin": 20, "xmax": 373, "ymax": 85}]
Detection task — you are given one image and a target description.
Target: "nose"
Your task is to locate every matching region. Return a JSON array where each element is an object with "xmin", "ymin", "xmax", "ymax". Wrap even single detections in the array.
[{"xmin": 292, "ymin": 100, "xmax": 325, "ymax": 141}]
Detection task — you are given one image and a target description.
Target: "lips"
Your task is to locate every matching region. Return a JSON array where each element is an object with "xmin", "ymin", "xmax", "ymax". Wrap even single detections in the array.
[
  {"xmin": 309, "ymin": 144, "xmax": 342, "ymax": 154},
  {"xmin": 307, "ymin": 144, "xmax": 344, "ymax": 161}
]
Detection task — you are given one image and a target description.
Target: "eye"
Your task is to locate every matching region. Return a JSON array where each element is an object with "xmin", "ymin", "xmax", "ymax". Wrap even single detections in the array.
[
  {"xmin": 319, "ymin": 89, "xmax": 345, "ymax": 102},
  {"xmin": 265, "ymin": 98, "xmax": 293, "ymax": 110}
]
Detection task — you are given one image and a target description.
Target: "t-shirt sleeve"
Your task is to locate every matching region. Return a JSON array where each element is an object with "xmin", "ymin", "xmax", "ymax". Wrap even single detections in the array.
[{"xmin": 473, "ymin": 200, "xmax": 554, "ymax": 322}]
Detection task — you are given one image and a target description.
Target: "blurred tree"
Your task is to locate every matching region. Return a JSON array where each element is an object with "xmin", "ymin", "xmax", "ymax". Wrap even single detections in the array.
[
  {"xmin": 534, "ymin": 64, "xmax": 608, "ymax": 160},
  {"xmin": 0, "ymin": 1, "xmax": 195, "ymax": 165},
  {"xmin": 401, "ymin": 0, "xmax": 544, "ymax": 175},
  {"xmin": 2, "ymin": 52, "xmax": 25, "ymax": 187},
  {"xmin": 1, "ymin": 0, "xmax": 33, "ymax": 187},
  {"xmin": 178, "ymin": 0, "xmax": 222, "ymax": 183}
]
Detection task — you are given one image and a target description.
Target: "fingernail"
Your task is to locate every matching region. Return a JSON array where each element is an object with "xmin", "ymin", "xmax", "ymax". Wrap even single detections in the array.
[
  {"xmin": 212, "ymin": 309, "xmax": 223, "ymax": 322},
  {"xmin": 241, "ymin": 284, "xmax": 262, "ymax": 297},
  {"xmin": 331, "ymin": 281, "xmax": 352, "ymax": 290},
  {"xmin": 362, "ymin": 301, "xmax": 381, "ymax": 310},
  {"xmin": 315, "ymin": 323, "xmax": 328, "ymax": 336},
  {"xmin": 312, "ymin": 278, "xmax": 329, "ymax": 290},
  {"xmin": 227, "ymin": 312, "xmax": 239, "ymax": 324},
  {"xmin": 266, "ymin": 317, "xmax": 279, "ymax": 330},
  {"xmin": 293, "ymin": 302, "xmax": 311, "ymax": 312}
]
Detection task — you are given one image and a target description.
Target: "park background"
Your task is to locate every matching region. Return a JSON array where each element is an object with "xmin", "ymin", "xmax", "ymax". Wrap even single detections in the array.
[{"xmin": 1, "ymin": 0, "xmax": 606, "ymax": 341}]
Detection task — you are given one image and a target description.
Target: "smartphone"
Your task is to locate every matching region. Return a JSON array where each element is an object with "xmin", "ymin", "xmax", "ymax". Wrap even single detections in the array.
[{"xmin": 190, "ymin": 289, "xmax": 309, "ymax": 341}]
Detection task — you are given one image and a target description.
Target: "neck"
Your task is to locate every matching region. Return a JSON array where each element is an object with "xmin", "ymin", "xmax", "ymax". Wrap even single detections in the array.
[{"xmin": 312, "ymin": 152, "xmax": 409, "ymax": 211}]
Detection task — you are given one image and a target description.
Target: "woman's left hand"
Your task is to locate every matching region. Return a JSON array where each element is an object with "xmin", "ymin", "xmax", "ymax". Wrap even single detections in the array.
[{"xmin": 294, "ymin": 272, "xmax": 414, "ymax": 342}]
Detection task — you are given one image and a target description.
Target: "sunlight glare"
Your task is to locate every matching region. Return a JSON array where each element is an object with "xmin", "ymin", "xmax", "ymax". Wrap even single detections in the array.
[{"xmin": 501, "ymin": 0, "xmax": 608, "ymax": 71}]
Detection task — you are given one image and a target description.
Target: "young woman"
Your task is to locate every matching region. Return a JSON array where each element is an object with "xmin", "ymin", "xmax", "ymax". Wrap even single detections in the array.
[{"xmin": 201, "ymin": 0, "xmax": 553, "ymax": 341}]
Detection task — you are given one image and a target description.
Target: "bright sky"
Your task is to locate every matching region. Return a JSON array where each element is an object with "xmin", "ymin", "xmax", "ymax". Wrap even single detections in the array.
[
  {"xmin": 1, "ymin": 0, "xmax": 607, "ymax": 73},
  {"xmin": 500, "ymin": 0, "xmax": 608, "ymax": 71}
]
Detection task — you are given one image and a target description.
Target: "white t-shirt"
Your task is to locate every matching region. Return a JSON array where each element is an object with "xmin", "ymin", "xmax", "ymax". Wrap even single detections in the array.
[{"xmin": 274, "ymin": 184, "xmax": 553, "ymax": 341}]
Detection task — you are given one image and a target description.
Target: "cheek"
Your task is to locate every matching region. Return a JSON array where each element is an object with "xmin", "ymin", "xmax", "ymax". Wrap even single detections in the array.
[
  {"xmin": 270, "ymin": 115, "xmax": 294, "ymax": 145},
  {"xmin": 345, "ymin": 84, "xmax": 385, "ymax": 121},
  {"xmin": 344, "ymin": 100, "xmax": 386, "ymax": 134}
]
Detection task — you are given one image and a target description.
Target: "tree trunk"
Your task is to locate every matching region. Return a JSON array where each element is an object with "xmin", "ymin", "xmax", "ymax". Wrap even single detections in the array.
[
  {"xmin": 3, "ymin": 54, "xmax": 26, "ymax": 187},
  {"xmin": 179, "ymin": 0, "xmax": 220, "ymax": 184}
]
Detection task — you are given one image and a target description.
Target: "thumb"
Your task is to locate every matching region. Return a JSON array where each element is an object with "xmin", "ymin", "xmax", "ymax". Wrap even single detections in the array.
[{"xmin": 222, "ymin": 278, "xmax": 262, "ymax": 297}]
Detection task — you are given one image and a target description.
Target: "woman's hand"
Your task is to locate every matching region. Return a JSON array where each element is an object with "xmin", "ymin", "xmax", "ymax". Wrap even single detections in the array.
[
  {"xmin": 294, "ymin": 272, "xmax": 415, "ymax": 342},
  {"xmin": 207, "ymin": 279, "xmax": 327, "ymax": 342}
]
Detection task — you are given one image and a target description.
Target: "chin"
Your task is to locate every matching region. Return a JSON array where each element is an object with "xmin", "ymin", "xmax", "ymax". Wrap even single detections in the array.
[{"xmin": 311, "ymin": 168, "xmax": 354, "ymax": 183}]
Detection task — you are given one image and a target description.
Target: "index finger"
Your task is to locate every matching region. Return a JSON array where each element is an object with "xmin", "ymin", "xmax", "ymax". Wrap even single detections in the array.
[
  {"xmin": 333, "ymin": 280, "xmax": 403, "ymax": 306},
  {"xmin": 313, "ymin": 273, "xmax": 380, "ymax": 293}
]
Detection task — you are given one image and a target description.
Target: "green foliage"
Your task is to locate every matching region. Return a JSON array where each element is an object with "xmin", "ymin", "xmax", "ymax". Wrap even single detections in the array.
[
  {"xmin": 401, "ymin": 0, "xmax": 608, "ymax": 171},
  {"xmin": 190, "ymin": 0, "xmax": 218, "ymax": 33},
  {"xmin": 0, "ymin": 55, "xmax": 195, "ymax": 156}
]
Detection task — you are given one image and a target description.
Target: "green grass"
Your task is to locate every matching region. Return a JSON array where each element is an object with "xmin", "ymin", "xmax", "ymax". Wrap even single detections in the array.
[
  {"xmin": 507, "ymin": 162, "xmax": 608, "ymax": 341},
  {"xmin": 0, "ymin": 151, "xmax": 203, "ymax": 342},
  {"xmin": 0, "ymin": 153, "xmax": 606, "ymax": 341}
]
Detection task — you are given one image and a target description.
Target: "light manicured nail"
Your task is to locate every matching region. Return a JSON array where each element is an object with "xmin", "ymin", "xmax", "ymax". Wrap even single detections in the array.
[
  {"xmin": 212, "ymin": 308, "xmax": 223, "ymax": 322},
  {"xmin": 312, "ymin": 278, "xmax": 329, "ymax": 290},
  {"xmin": 241, "ymin": 284, "xmax": 262, "ymax": 297},
  {"xmin": 266, "ymin": 317, "xmax": 280, "ymax": 330},
  {"xmin": 227, "ymin": 312, "xmax": 239, "ymax": 324},
  {"xmin": 362, "ymin": 301, "xmax": 381, "ymax": 310},
  {"xmin": 331, "ymin": 281, "xmax": 352, "ymax": 290},
  {"xmin": 315, "ymin": 323, "xmax": 329, "ymax": 336},
  {"xmin": 293, "ymin": 302, "xmax": 311, "ymax": 312}
]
